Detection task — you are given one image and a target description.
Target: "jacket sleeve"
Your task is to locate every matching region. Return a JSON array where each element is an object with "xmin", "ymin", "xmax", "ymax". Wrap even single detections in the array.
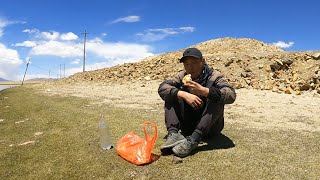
[
  {"xmin": 158, "ymin": 71, "xmax": 184, "ymax": 102},
  {"xmin": 208, "ymin": 71, "xmax": 236, "ymax": 104}
]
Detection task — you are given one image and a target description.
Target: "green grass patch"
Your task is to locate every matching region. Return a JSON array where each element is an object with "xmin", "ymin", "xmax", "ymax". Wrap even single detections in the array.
[{"xmin": 0, "ymin": 86, "xmax": 319, "ymax": 179}]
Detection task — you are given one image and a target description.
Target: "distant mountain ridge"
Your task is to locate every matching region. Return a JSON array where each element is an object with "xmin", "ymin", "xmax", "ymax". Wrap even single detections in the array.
[
  {"xmin": 26, "ymin": 78, "xmax": 56, "ymax": 82},
  {"xmin": 0, "ymin": 77, "xmax": 8, "ymax": 82}
]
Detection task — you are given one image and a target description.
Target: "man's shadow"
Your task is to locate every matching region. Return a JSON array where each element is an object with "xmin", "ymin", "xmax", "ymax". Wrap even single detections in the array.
[{"xmin": 192, "ymin": 133, "xmax": 235, "ymax": 153}]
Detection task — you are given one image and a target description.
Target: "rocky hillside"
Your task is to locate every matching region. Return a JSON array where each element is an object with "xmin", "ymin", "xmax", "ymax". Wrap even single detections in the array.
[{"xmin": 65, "ymin": 38, "xmax": 320, "ymax": 94}]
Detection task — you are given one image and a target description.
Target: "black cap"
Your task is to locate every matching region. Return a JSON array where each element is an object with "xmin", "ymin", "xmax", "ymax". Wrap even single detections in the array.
[{"xmin": 179, "ymin": 48, "xmax": 203, "ymax": 63}]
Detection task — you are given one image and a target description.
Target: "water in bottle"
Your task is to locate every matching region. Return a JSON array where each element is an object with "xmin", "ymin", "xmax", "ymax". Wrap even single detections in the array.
[{"xmin": 99, "ymin": 114, "xmax": 112, "ymax": 150}]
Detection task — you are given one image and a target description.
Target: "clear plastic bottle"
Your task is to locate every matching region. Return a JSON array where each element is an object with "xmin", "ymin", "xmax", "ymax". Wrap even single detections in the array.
[{"xmin": 99, "ymin": 114, "xmax": 112, "ymax": 150}]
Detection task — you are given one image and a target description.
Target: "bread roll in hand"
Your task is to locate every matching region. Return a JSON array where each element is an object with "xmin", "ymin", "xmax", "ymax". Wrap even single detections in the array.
[{"xmin": 182, "ymin": 74, "xmax": 192, "ymax": 84}]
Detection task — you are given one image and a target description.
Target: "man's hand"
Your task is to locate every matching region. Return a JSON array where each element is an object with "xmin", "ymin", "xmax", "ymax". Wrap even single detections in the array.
[
  {"xmin": 184, "ymin": 80, "xmax": 209, "ymax": 97},
  {"xmin": 177, "ymin": 91, "xmax": 203, "ymax": 110}
]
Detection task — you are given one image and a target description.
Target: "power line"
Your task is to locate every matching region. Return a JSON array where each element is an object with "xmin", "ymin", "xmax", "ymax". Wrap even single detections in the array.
[
  {"xmin": 0, "ymin": 56, "xmax": 22, "ymax": 61},
  {"xmin": 1, "ymin": 56, "xmax": 51, "ymax": 73}
]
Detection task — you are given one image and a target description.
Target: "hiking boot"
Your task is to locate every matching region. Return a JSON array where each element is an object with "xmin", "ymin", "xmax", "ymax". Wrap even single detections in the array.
[
  {"xmin": 172, "ymin": 136, "xmax": 198, "ymax": 158},
  {"xmin": 160, "ymin": 132, "xmax": 185, "ymax": 153}
]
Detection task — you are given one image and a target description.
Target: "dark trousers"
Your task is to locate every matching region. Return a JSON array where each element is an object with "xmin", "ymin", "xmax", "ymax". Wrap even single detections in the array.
[{"xmin": 164, "ymin": 97, "xmax": 225, "ymax": 138}]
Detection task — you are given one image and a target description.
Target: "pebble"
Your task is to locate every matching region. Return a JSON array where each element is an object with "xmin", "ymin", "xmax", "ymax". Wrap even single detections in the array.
[
  {"xmin": 15, "ymin": 120, "xmax": 25, "ymax": 124},
  {"xmin": 172, "ymin": 156, "xmax": 183, "ymax": 164},
  {"xmin": 18, "ymin": 141, "xmax": 36, "ymax": 146},
  {"xmin": 34, "ymin": 132, "xmax": 44, "ymax": 136}
]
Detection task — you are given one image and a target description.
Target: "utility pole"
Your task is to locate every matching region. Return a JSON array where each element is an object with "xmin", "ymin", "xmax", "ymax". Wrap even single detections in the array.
[
  {"xmin": 63, "ymin": 64, "xmax": 65, "ymax": 78},
  {"xmin": 21, "ymin": 58, "xmax": 31, "ymax": 86},
  {"xmin": 81, "ymin": 30, "xmax": 88, "ymax": 72},
  {"xmin": 49, "ymin": 69, "xmax": 51, "ymax": 80},
  {"xmin": 60, "ymin": 64, "xmax": 62, "ymax": 79}
]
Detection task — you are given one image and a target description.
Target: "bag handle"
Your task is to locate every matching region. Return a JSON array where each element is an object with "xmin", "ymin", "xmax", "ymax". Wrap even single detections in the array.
[{"xmin": 143, "ymin": 122, "xmax": 158, "ymax": 143}]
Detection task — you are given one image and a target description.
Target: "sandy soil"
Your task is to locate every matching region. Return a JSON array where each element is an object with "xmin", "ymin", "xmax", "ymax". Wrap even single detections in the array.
[{"xmin": 31, "ymin": 81, "xmax": 320, "ymax": 132}]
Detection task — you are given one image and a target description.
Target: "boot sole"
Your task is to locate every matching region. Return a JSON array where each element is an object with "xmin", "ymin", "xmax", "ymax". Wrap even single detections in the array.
[
  {"xmin": 172, "ymin": 146, "xmax": 190, "ymax": 158},
  {"xmin": 160, "ymin": 139, "xmax": 185, "ymax": 152}
]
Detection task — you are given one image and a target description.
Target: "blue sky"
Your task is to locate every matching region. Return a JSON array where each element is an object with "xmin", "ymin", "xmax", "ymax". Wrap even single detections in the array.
[{"xmin": 0, "ymin": 0, "xmax": 319, "ymax": 81}]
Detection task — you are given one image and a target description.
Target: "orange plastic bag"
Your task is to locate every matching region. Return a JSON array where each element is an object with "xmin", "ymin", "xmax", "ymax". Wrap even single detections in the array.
[{"xmin": 116, "ymin": 122, "xmax": 158, "ymax": 165}]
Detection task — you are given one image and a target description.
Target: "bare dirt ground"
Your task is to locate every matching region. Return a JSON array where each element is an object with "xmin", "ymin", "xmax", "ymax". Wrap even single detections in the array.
[{"xmin": 31, "ymin": 81, "xmax": 320, "ymax": 133}]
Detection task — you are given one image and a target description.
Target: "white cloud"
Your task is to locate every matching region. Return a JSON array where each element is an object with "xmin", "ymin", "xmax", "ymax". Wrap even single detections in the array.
[
  {"xmin": 71, "ymin": 59, "xmax": 81, "ymax": 64},
  {"xmin": 28, "ymin": 36, "xmax": 153, "ymax": 63},
  {"xmin": 41, "ymin": 31, "xmax": 60, "ymax": 40},
  {"xmin": 0, "ymin": 18, "xmax": 26, "ymax": 37},
  {"xmin": 0, "ymin": 43, "xmax": 23, "ymax": 80},
  {"xmin": 0, "ymin": 19, "xmax": 8, "ymax": 27},
  {"xmin": 60, "ymin": 32, "xmax": 78, "ymax": 41},
  {"xmin": 30, "ymin": 41, "xmax": 82, "ymax": 58},
  {"xmin": 90, "ymin": 37, "xmax": 103, "ymax": 43},
  {"xmin": 101, "ymin": 33, "xmax": 107, "ymax": 37},
  {"xmin": 86, "ymin": 40, "xmax": 153, "ymax": 66},
  {"xmin": 64, "ymin": 67, "xmax": 82, "ymax": 77},
  {"xmin": 272, "ymin": 41, "xmax": 294, "ymax": 49},
  {"xmin": 111, "ymin": 15, "xmax": 140, "ymax": 23},
  {"xmin": 0, "ymin": 19, "xmax": 8, "ymax": 37},
  {"xmin": 179, "ymin": 27, "xmax": 195, "ymax": 32},
  {"xmin": 15, "ymin": 41, "xmax": 37, "ymax": 47},
  {"xmin": 23, "ymin": 29, "xmax": 78, "ymax": 41},
  {"xmin": 65, "ymin": 61, "xmax": 121, "ymax": 77},
  {"xmin": 22, "ymin": 28, "xmax": 40, "ymax": 34},
  {"xmin": 136, "ymin": 26, "xmax": 196, "ymax": 41}
]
